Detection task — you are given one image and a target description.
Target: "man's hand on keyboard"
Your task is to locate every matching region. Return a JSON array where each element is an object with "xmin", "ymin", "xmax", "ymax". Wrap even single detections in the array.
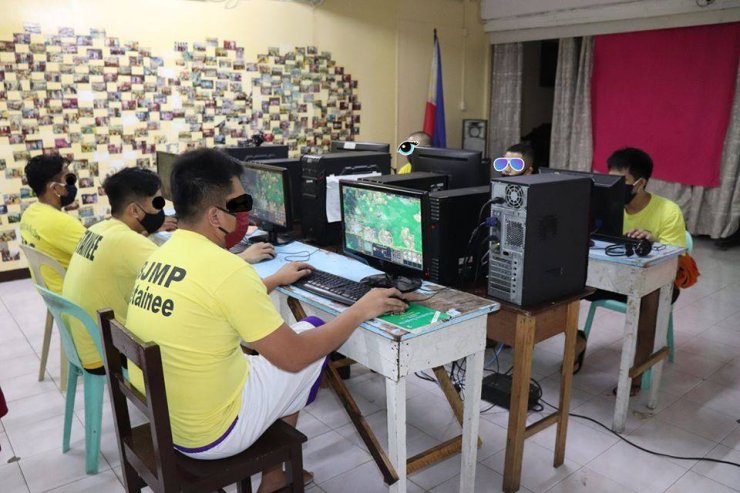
[
  {"xmin": 272, "ymin": 262, "xmax": 314, "ymax": 286},
  {"xmin": 351, "ymin": 288, "xmax": 408, "ymax": 320}
]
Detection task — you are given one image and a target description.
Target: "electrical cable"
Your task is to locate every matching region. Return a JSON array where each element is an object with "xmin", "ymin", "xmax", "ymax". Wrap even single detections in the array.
[{"xmin": 538, "ymin": 397, "xmax": 740, "ymax": 468}]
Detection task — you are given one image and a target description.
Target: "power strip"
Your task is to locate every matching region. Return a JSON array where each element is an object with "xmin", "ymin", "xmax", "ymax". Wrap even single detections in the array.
[{"xmin": 481, "ymin": 372, "xmax": 540, "ymax": 411}]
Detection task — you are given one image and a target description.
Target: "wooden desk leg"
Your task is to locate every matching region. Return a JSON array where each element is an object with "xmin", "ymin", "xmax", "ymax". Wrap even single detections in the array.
[
  {"xmin": 503, "ymin": 315, "xmax": 536, "ymax": 493},
  {"xmin": 460, "ymin": 349, "xmax": 485, "ymax": 493},
  {"xmin": 613, "ymin": 294, "xmax": 641, "ymax": 433},
  {"xmin": 648, "ymin": 284, "xmax": 673, "ymax": 410},
  {"xmin": 387, "ymin": 376, "xmax": 408, "ymax": 493},
  {"xmin": 554, "ymin": 301, "xmax": 579, "ymax": 467}
]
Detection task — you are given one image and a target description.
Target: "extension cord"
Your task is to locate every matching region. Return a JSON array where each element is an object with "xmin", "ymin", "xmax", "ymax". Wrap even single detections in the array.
[{"xmin": 481, "ymin": 372, "xmax": 540, "ymax": 411}]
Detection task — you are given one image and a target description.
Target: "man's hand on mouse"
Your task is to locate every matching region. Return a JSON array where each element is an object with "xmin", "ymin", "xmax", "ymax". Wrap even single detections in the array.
[
  {"xmin": 238, "ymin": 242, "xmax": 276, "ymax": 264},
  {"xmin": 351, "ymin": 288, "xmax": 408, "ymax": 320}
]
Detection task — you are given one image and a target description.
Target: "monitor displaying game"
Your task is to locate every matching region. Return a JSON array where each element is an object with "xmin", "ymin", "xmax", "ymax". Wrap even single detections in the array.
[{"xmin": 240, "ymin": 162, "xmax": 291, "ymax": 230}]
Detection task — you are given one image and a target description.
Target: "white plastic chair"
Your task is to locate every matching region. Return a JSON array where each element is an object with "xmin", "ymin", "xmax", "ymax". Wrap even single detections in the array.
[{"xmin": 19, "ymin": 244, "xmax": 69, "ymax": 391}]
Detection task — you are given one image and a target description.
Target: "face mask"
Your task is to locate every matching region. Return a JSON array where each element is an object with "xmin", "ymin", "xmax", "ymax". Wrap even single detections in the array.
[
  {"xmin": 624, "ymin": 179, "xmax": 642, "ymax": 205},
  {"xmin": 138, "ymin": 208, "xmax": 165, "ymax": 234},
  {"xmin": 220, "ymin": 211, "xmax": 250, "ymax": 249},
  {"xmin": 59, "ymin": 183, "xmax": 77, "ymax": 207}
]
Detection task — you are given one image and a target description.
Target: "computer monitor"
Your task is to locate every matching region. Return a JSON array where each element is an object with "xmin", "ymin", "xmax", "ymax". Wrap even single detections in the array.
[
  {"xmin": 539, "ymin": 167, "xmax": 625, "ymax": 237},
  {"xmin": 330, "ymin": 140, "xmax": 391, "ymax": 153},
  {"xmin": 221, "ymin": 145, "xmax": 289, "ymax": 162},
  {"xmin": 156, "ymin": 151, "xmax": 179, "ymax": 201},
  {"xmin": 240, "ymin": 162, "xmax": 294, "ymax": 245},
  {"xmin": 340, "ymin": 181, "xmax": 428, "ymax": 291},
  {"xmin": 409, "ymin": 147, "xmax": 486, "ymax": 189}
]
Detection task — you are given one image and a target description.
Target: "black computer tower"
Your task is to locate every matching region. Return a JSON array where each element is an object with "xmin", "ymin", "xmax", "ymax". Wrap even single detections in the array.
[
  {"xmin": 488, "ymin": 174, "xmax": 591, "ymax": 306},
  {"xmin": 360, "ymin": 172, "xmax": 448, "ymax": 193},
  {"xmin": 426, "ymin": 186, "xmax": 490, "ymax": 286},
  {"xmin": 251, "ymin": 158, "xmax": 303, "ymax": 222},
  {"xmin": 301, "ymin": 151, "xmax": 391, "ymax": 245}
]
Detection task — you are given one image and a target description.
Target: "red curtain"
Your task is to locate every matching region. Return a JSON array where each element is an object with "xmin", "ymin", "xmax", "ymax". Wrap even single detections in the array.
[{"xmin": 592, "ymin": 23, "xmax": 740, "ymax": 187}]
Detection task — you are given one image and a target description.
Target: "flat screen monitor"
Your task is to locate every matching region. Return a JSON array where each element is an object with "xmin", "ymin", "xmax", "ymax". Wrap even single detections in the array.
[
  {"xmin": 409, "ymin": 147, "xmax": 486, "ymax": 189},
  {"xmin": 240, "ymin": 162, "xmax": 294, "ymax": 244},
  {"xmin": 539, "ymin": 167, "xmax": 625, "ymax": 237},
  {"xmin": 221, "ymin": 145, "xmax": 289, "ymax": 162},
  {"xmin": 330, "ymin": 140, "xmax": 391, "ymax": 153},
  {"xmin": 340, "ymin": 181, "xmax": 428, "ymax": 282},
  {"xmin": 156, "ymin": 151, "xmax": 179, "ymax": 201}
]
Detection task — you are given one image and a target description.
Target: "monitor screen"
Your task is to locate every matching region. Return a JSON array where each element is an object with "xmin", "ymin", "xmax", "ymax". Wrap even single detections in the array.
[
  {"xmin": 539, "ymin": 167, "xmax": 625, "ymax": 237},
  {"xmin": 341, "ymin": 182, "xmax": 425, "ymax": 272},
  {"xmin": 240, "ymin": 163, "xmax": 290, "ymax": 229},
  {"xmin": 156, "ymin": 151, "xmax": 179, "ymax": 201},
  {"xmin": 330, "ymin": 140, "xmax": 391, "ymax": 153},
  {"xmin": 409, "ymin": 147, "xmax": 485, "ymax": 189},
  {"xmin": 221, "ymin": 145, "xmax": 289, "ymax": 162}
]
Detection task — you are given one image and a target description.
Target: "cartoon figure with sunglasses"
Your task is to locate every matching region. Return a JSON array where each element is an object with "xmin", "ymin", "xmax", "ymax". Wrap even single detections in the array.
[{"xmin": 493, "ymin": 143, "xmax": 536, "ymax": 177}]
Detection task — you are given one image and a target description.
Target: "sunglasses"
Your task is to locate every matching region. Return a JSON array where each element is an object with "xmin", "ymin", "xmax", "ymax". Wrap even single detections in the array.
[
  {"xmin": 217, "ymin": 193, "xmax": 252, "ymax": 214},
  {"xmin": 493, "ymin": 157, "xmax": 526, "ymax": 173}
]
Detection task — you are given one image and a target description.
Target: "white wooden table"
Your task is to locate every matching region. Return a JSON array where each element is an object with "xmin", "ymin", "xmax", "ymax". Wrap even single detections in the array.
[
  {"xmin": 252, "ymin": 242, "xmax": 499, "ymax": 493},
  {"xmin": 587, "ymin": 241, "xmax": 685, "ymax": 432}
]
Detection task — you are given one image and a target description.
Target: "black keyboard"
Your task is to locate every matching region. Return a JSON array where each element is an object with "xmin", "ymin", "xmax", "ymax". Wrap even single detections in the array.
[{"xmin": 293, "ymin": 269, "xmax": 372, "ymax": 305}]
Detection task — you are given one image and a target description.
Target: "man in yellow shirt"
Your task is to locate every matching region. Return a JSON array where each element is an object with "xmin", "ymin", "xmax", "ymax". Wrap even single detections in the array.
[
  {"xmin": 126, "ymin": 149, "xmax": 406, "ymax": 492},
  {"xmin": 20, "ymin": 154, "xmax": 85, "ymax": 294},
  {"xmin": 584, "ymin": 147, "xmax": 687, "ymax": 393},
  {"xmin": 63, "ymin": 167, "xmax": 281, "ymax": 373}
]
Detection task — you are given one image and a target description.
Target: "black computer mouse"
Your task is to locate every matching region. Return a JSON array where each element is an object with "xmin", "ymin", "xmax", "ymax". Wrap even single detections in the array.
[{"xmin": 247, "ymin": 234, "xmax": 270, "ymax": 245}]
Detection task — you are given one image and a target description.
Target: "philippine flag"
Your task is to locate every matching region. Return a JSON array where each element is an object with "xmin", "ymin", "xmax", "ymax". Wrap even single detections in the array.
[{"xmin": 423, "ymin": 29, "xmax": 447, "ymax": 148}]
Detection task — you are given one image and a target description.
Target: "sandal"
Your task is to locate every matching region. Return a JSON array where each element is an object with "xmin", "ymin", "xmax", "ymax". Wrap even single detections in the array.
[{"xmin": 561, "ymin": 330, "xmax": 588, "ymax": 375}]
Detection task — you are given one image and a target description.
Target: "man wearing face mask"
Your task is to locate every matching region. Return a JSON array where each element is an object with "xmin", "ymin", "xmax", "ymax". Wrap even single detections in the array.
[
  {"xmin": 580, "ymin": 148, "xmax": 686, "ymax": 393},
  {"xmin": 20, "ymin": 154, "xmax": 85, "ymax": 294},
  {"xmin": 126, "ymin": 149, "xmax": 406, "ymax": 491}
]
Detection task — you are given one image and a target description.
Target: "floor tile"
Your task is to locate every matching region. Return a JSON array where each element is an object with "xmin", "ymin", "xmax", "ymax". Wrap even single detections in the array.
[
  {"xmin": 545, "ymin": 467, "xmax": 638, "ymax": 493},
  {"xmin": 4, "ymin": 413, "xmax": 85, "ymax": 460},
  {"xmin": 429, "ymin": 462, "xmax": 531, "ymax": 493},
  {"xmin": 690, "ymin": 444, "xmax": 740, "ymax": 491},
  {"xmin": 587, "ymin": 441, "xmax": 689, "ymax": 493},
  {"xmin": 483, "ymin": 440, "xmax": 581, "ymax": 493},
  {"xmin": 625, "ymin": 419, "xmax": 717, "ymax": 469},
  {"xmin": 44, "ymin": 470, "xmax": 124, "ymax": 493},
  {"xmin": 664, "ymin": 470, "xmax": 740, "ymax": 493},
  {"xmin": 720, "ymin": 426, "xmax": 740, "ymax": 451},
  {"xmin": 0, "ymin": 432, "xmax": 17, "ymax": 463},
  {"xmin": 0, "ymin": 390, "xmax": 66, "ymax": 431},
  {"xmin": 683, "ymin": 381, "xmax": 740, "ymax": 415},
  {"xmin": 0, "ymin": 463, "xmax": 29, "ymax": 493},
  {"xmin": 319, "ymin": 460, "xmax": 425, "ymax": 493},
  {"xmin": 657, "ymin": 397, "xmax": 740, "ymax": 443},
  {"xmin": 301, "ymin": 430, "xmax": 372, "ymax": 485},
  {"xmin": 528, "ymin": 419, "xmax": 619, "ymax": 467},
  {"xmin": 17, "ymin": 446, "xmax": 110, "ymax": 493}
]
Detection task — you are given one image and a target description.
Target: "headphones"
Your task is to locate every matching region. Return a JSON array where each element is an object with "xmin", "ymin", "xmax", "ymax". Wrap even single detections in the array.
[{"xmin": 605, "ymin": 238, "xmax": 653, "ymax": 258}]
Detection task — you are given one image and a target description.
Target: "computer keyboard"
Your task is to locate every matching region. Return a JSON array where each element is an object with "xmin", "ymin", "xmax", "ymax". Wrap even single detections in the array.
[{"xmin": 293, "ymin": 269, "xmax": 372, "ymax": 306}]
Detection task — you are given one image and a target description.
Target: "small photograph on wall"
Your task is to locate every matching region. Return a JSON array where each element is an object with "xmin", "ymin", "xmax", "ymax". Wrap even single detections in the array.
[
  {"xmin": 82, "ymin": 193, "xmax": 97, "ymax": 205},
  {"xmin": 78, "ymin": 206, "xmax": 94, "ymax": 218},
  {"xmin": 4, "ymin": 168, "xmax": 23, "ymax": 179},
  {"xmin": 0, "ymin": 205, "xmax": 7, "ymax": 215},
  {"xmin": 1, "ymin": 242, "xmax": 21, "ymax": 263},
  {"xmin": 4, "ymin": 194, "xmax": 21, "ymax": 206},
  {"xmin": 8, "ymin": 213, "xmax": 21, "ymax": 224},
  {"xmin": 79, "ymin": 177, "xmax": 94, "ymax": 188},
  {"xmin": 19, "ymin": 187, "xmax": 33, "ymax": 199}
]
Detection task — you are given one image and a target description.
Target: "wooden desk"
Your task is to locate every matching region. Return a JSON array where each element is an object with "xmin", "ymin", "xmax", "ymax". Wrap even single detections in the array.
[
  {"xmin": 253, "ymin": 243, "xmax": 499, "ymax": 493},
  {"xmin": 587, "ymin": 242, "xmax": 685, "ymax": 432},
  {"xmin": 485, "ymin": 289, "xmax": 593, "ymax": 493}
]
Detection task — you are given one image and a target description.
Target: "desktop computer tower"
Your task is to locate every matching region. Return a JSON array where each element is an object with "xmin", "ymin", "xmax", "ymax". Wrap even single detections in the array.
[
  {"xmin": 426, "ymin": 186, "xmax": 490, "ymax": 286},
  {"xmin": 487, "ymin": 174, "xmax": 591, "ymax": 307},
  {"xmin": 360, "ymin": 172, "xmax": 448, "ymax": 193},
  {"xmin": 251, "ymin": 158, "xmax": 303, "ymax": 222},
  {"xmin": 301, "ymin": 151, "xmax": 391, "ymax": 245}
]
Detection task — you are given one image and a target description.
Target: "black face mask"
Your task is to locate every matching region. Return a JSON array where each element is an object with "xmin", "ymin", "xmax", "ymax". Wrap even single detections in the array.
[
  {"xmin": 59, "ymin": 183, "xmax": 77, "ymax": 207},
  {"xmin": 624, "ymin": 179, "xmax": 642, "ymax": 205},
  {"xmin": 138, "ymin": 208, "xmax": 165, "ymax": 234}
]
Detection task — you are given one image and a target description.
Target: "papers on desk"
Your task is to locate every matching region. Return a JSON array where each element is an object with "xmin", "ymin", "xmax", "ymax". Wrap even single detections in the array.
[{"xmin": 325, "ymin": 172, "xmax": 381, "ymax": 223}]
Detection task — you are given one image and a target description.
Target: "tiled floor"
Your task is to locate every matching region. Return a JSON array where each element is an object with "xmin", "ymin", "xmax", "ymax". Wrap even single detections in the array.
[{"xmin": 1, "ymin": 237, "xmax": 739, "ymax": 492}]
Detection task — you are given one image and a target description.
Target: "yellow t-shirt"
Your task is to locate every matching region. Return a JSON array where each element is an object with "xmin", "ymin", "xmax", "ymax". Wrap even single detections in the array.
[
  {"xmin": 398, "ymin": 163, "xmax": 412, "ymax": 174},
  {"xmin": 126, "ymin": 229, "xmax": 284, "ymax": 448},
  {"xmin": 62, "ymin": 219, "xmax": 157, "ymax": 369},
  {"xmin": 20, "ymin": 202, "xmax": 86, "ymax": 294},
  {"xmin": 623, "ymin": 193, "xmax": 687, "ymax": 248}
]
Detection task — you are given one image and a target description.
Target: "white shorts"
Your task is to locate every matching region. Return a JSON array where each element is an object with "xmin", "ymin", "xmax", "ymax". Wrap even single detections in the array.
[{"xmin": 178, "ymin": 317, "xmax": 326, "ymax": 460}]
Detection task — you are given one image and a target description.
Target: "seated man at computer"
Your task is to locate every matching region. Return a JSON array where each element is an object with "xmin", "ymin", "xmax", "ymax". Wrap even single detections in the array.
[
  {"xmin": 20, "ymin": 154, "xmax": 86, "ymax": 294},
  {"xmin": 584, "ymin": 147, "xmax": 687, "ymax": 392},
  {"xmin": 398, "ymin": 130, "xmax": 432, "ymax": 174},
  {"xmin": 126, "ymin": 149, "xmax": 407, "ymax": 492},
  {"xmin": 499, "ymin": 142, "xmax": 536, "ymax": 176}
]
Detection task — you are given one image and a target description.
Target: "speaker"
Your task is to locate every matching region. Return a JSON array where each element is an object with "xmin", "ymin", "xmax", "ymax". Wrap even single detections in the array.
[{"xmin": 462, "ymin": 119, "xmax": 488, "ymax": 158}]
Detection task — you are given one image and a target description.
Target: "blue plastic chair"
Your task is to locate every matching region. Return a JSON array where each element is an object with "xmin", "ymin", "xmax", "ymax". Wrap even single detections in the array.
[
  {"xmin": 35, "ymin": 286, "xmax": 105, "ymax": 475},
  {"xmin": 583, "ymin": 232, "xmax": 693, "ymax": 388}
]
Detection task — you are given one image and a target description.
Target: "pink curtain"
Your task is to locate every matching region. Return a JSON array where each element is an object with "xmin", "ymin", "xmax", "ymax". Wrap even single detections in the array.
[{"xmin": 591, "ymin": 23, "xmax": 740, "ymax": 187}]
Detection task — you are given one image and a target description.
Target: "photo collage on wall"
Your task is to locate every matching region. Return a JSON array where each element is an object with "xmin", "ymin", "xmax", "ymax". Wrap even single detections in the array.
[{"xmin": 0, "ymin": 22, "xmax": 361, "ymax": 270}]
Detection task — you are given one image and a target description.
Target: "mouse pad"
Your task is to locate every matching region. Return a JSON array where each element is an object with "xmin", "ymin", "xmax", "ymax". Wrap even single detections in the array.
[{"xmin": 378, "ymin": 303, "xmax": 450, "ymax": 331}]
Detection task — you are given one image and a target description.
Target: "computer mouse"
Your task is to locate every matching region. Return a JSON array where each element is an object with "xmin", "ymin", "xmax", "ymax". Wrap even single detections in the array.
[{"xmin": 247, "ymin": 234, "xmax": 270, "ymax": 245}]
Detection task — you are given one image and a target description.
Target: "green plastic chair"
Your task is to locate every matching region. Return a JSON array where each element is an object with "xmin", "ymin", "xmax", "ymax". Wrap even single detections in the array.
[
  {"xmin": 583, "ymin": 232, "xmax": 693, "ymax": 388},
  {"xmin": 35, "ymin": 286, "xmax": 105, "ymax": 475}
]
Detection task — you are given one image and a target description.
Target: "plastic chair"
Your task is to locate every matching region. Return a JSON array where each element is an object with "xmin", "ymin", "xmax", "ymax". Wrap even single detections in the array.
[
  {"xmin": 97, "ymin": 309, "xmax": 307, "ymax": 493},
  {"xmin": 35, "ymin": 286, "xmax": 106, "ymax": 475},
  {"xmin": 19, "ymin": 244, "xmax": 69, "ymax": 391},
  {"xmin": 583, "ymin": 232, "xmax": 693, "ymax": 388}
]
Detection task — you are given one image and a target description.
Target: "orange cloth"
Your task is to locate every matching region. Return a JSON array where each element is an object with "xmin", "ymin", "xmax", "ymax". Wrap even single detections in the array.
[{"xmin": 675, "ymin": 254, "xmax": 699, "ymax": 289}]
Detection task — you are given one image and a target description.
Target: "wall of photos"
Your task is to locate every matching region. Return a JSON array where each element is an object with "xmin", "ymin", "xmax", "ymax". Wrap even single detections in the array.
[{"xmin": 0, "ymin": 0, "xmax": 491, "ymax": 275}]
